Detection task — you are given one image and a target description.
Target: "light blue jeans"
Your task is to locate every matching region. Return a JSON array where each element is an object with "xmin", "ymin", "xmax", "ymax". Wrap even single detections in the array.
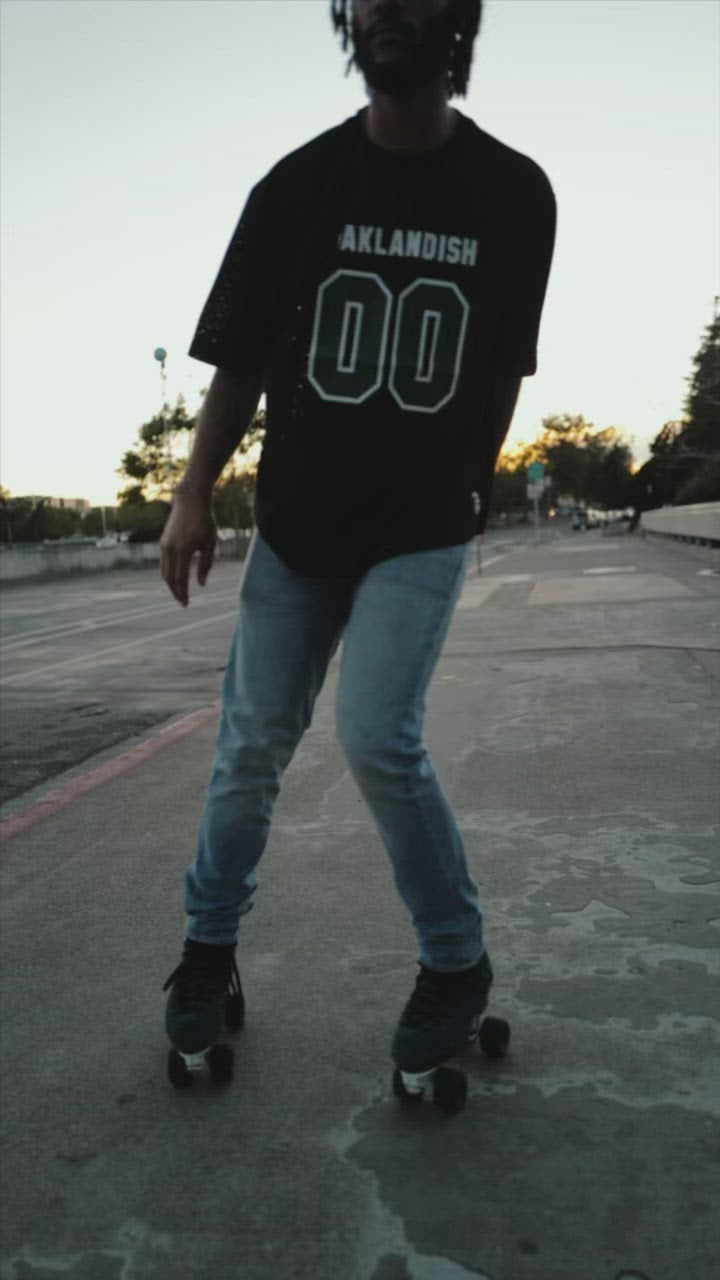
[{"xmin": 184, "ymin": 529, "xmax": 484, "ymax": 971}]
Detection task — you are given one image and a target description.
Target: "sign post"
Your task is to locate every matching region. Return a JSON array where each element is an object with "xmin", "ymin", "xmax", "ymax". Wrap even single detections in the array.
[{"xmin": 527, "ymin": 462, "xmax": 545, "ymax": 545}]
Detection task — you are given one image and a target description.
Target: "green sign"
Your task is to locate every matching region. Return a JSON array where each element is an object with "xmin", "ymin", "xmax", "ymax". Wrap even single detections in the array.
[{"xmin": 528, "ymin": 462, "xmax": 545, "ymax": 481}]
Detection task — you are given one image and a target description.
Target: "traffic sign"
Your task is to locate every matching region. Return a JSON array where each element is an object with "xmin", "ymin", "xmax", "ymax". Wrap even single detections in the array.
[{"xmin": 528, "ymin": 461, "xmax": 545, "ymax": 481}]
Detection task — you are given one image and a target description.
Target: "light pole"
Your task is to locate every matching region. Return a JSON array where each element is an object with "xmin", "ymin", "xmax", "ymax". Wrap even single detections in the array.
[{"xmin": 153, "ymin": 347, "xmax": 173, "ymax": 495}]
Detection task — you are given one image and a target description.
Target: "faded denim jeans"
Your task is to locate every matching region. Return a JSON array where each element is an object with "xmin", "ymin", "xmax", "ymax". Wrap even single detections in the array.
[{"xmin": 184, "ymin": 529, "xmax": 484, "ymax": 971}]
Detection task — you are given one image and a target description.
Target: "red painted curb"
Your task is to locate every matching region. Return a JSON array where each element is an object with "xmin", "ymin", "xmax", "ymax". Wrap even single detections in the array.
[{"xmin": 0, "ymin": 702, "xmax": 221, "ymax": 843}]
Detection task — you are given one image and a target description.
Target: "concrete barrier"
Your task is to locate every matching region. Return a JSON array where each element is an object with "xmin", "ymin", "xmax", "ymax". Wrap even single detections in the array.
[
  {"xmin": 640, "ymin": 501, "xmax": 720, "ymax": 546},
  {"xmin": 0, "ymin": 536, "xmax": 251, "ymax": 585}
]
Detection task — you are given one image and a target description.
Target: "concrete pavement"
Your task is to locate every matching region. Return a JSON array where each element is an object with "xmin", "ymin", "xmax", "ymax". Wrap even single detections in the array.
[{"xmin": 1, "ymin": 527, "xmax": 719, "ymax": 1280}]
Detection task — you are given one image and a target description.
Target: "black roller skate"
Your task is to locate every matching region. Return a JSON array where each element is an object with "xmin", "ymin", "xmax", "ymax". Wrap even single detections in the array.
[
  {"xmin": 162, "ymin": 939, "xmax": 244, "ymax": 1088},
  {"xmin": 391, "ymin": 951, "xmax": 510, "ymax": 1114}
]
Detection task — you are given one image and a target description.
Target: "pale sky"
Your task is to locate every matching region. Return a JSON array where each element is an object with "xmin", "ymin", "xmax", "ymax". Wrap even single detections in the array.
[{"xmin": 1, "ymin": 0, "xmax": 717, "ymax": 506}]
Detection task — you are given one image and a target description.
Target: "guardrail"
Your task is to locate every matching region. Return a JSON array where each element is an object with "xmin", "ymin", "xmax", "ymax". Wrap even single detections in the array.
[
  {"xmin": 0, "ymin": 535, "xmax": 252, "ymax": 584},
  {"xmin": 640, "ymin": 502, "xmax": 720, "ymax": 546}
]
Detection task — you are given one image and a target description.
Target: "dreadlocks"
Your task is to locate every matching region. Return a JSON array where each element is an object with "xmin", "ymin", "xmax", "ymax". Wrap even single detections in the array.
[{"xmin": 330, "ymin": 0, "xmax": 483, "ymax": 99}]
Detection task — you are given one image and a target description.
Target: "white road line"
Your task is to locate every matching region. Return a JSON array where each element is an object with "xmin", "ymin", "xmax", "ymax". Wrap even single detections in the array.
[
  {"xmin": 0, "ymin": 610, "xmax": 239, "ymax": 686},
  {"xmin": 457, "ymin": 582, "xmax": 504, "ymax": 607},
  {"xmin": 553, "ymin": 543, "xmax": 621, "ymax": 553},
  {"xmin": 0, "ymin": 588, "xmax": 240, "ymax": 651},
  {"xmin": 583, "ymin": 566, "xmax": 637, "ymax": 575},
  {"xmin": 474, "ymin": 550, "xmax": 512, "ymax": 569},
  {"xmin": 491, "ymin": 573, "xmax": 534, "ymax": 583}
]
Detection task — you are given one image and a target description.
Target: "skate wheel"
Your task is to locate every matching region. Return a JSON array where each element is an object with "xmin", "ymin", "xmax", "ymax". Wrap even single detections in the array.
[
  {"xmin": 432, "ymin": 1065, "xmax": 467, "ymax": 1114},
  {"xmin": 225, "ymin": 992, "xmax": 245, "ymax": 1032},
  {"xmin": 167, "ymin": 1048, "xmax": 194, "ymax": 1089},
  {"xmin": 478, "ymin": 1016, "xmax": 510, "ymax": 1059},
  {"xmin": 392, "ymin": 1067, "xmax": 424, "ymax": 1105},
  {"xmin": 208, "ymin": 1042, "xmax": 234, "ymax": 1085}
]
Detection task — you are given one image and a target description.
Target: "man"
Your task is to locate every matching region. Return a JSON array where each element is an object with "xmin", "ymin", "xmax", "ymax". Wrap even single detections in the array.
[{"xmin": 160, "ymin": 0, "xmax": 556, "ymax": 1094}]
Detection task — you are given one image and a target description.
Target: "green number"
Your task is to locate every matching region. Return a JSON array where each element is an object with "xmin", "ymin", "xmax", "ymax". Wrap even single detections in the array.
[{"xmin": 308, "ymin": 269, "xmax": 470, "ymax": 414}]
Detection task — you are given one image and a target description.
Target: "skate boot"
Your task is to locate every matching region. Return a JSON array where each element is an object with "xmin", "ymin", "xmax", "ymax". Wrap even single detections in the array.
[
  {"xmin": 162, "ymin": 938, "xmax": 244, "ymax": 1088},
  {"xmin": 391, "ymin": 950, "xmax": 510, "ymax": 1114}
]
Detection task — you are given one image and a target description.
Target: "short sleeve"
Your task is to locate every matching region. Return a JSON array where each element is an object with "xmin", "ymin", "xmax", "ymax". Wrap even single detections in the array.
[
  {"xmin": 188, "ymin": 177, "xmax": 282, "ymax": 375},
  {"xmin": 490, "ymin": 164, "xmax": 557, "ymax": 377}
]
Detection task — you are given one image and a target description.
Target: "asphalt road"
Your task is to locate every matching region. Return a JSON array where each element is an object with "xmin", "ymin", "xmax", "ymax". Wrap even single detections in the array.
[
  {"xmin": 1, "ymin": 522, "xmax": 719, "ymax": 1280},
  {"xmin": 0, "ymin": 560, "xmax": 242, "ymax": 804},
  {"xmin": 1, "ymin": 524, "xmax": 718, "ymax": 808}
]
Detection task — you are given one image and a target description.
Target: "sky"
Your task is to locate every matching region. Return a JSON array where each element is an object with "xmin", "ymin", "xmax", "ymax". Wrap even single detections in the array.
[{"xmin": 0, "ymin": 0, "xmax": 718, "ymax": 507}]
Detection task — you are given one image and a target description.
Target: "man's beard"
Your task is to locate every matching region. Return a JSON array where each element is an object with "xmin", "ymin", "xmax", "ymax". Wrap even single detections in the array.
[{"xmin": 350, "ymin": 10, "xmax": 456, "ymax": 100}]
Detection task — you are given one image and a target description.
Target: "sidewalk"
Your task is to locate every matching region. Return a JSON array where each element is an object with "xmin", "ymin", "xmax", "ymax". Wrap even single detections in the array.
[{"xmin": 1, "ymin": 535, "xmax": 718, "ymax": 1280}]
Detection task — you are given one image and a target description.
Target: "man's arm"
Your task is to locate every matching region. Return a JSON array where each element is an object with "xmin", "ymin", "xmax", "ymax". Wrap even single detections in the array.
[
  {"xmin": 474, "ymin": 374, "xmax": 522, "ymax": 534},
  {"xmin": 160, "ymin": 367, "xmax": 263, "ymax": 607},
  {"xmin": 177, "ymin": 367, "xmax": 264, "ymax": 498}
]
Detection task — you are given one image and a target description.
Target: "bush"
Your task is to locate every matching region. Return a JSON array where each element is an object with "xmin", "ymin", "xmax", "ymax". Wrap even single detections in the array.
[{"xmin": 120, "ymin": 500, "xmax": 170, "ymax": 543}]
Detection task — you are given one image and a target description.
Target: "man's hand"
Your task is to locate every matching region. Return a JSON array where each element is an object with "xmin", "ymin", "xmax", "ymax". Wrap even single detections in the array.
[{"xmin": 160, "ymin": 489, "xmax": 217, "ymax": 608}]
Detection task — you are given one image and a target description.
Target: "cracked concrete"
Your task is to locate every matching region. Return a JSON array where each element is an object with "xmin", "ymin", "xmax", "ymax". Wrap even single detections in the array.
[{"xmin": 1, "ymin": 531, "xmax": 718, "ymax": 1279}]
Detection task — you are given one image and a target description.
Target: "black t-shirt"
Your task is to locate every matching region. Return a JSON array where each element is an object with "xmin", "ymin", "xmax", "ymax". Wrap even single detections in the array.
[{"xmin": 189, "ymin": 106, "xmax": 556, "ymax": 579}]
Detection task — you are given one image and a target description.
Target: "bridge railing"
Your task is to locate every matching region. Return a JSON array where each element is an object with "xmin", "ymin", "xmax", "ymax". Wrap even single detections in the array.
[{"xmin": 640, "ymin": 502, "xmax": 720, "ymax": 547}]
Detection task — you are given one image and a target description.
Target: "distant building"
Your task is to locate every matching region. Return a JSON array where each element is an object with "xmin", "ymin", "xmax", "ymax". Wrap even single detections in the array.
[{"xmin": 10, "ymin": 495, "xmax": 91, "ymax": 513}]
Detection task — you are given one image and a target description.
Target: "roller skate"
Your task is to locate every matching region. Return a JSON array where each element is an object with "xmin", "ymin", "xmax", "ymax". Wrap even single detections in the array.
[
  {"xmin": 391, "ymin": 951, "xmax": 510, "ymax": 1114},
  {"xmin": 162, "ymin": 938, "xmax": 244, "ymax": 1088}
]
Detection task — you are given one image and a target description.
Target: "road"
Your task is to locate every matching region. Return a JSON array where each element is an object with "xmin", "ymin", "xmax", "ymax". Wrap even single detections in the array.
[
  {"xmin": 1, "ymin": 523, "xmax": 718, "ymax": 1280},
  {"xmin": 0, "ymin": 563, "xmax": 241, "ymax": 804},
  {"xmin": 1, "ymin": 525, "xmax": 717, "ymax": 807}
]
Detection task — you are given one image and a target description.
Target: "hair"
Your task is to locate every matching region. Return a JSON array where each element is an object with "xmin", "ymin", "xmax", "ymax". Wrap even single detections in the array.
[{"xmin": 330, "ymin": 0, "xmax": 483, "ymax": 99}]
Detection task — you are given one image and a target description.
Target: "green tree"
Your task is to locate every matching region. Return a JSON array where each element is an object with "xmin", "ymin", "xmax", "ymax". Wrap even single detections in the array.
[
  {"xmin": 674, "ymin": 457, "xmax": 720, "ymax": 505},
  {"xmin": 489, "ymin": 415, "xmax": 635, "ymax": 523},
  {"xmin": 117, "ymin": 387, "xmax": 267, "ymax": 533},
  {"xmin": 6, "ymin": 499, "xmax": 83, "ymax": 543},
  {"xmin": 212, "ymin": 475, "xmax": 256, "ymax": 531},
  {"xmin": 682, "ymin": 309, "xmax": 720, "ymax": 457},
  {"xmin": 117, "ymin": 394, "xmax": 196, "ymax": 505},
  {"xmin": 80, "ymin": 507, "xmax": 119, "ymax": 537},
  {"xmin": 488, "ymin": 466, "xmax": 529, "ymax": 522},
  {"xmin": 593, "ymin": 440, "xmax": 635, "ymax": 509},
  {"xmin": 674, "ymin": 308, "xmax": 720, "ymax": 502},
  {"xmin": 0, "ymin": 486, "xmax": 13, "ymax": 543},
  {"xmin": 115, "ymin": 501, "xmax": 171, "ymax": 542},
  {"xmin": 639, "ymin": 308, "xmax": 720, "ymax": 507}
]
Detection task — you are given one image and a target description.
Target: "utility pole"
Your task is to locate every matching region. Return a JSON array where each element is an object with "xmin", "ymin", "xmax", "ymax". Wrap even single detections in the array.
[{"xmin": 154, "ymin": 347, "xmax": 172, "ymax": 495}]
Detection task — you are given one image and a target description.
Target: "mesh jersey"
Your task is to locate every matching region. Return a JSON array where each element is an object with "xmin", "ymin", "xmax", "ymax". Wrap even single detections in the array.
[{"xmin": 189, "ymin": 107, "xmax": 556, "ymax": 578}]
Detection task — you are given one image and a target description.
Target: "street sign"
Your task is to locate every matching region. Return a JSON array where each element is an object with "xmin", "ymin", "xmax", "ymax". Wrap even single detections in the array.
[{"xmin": 528, "ymin": 461, "xmax": 545, "ymax": 481}]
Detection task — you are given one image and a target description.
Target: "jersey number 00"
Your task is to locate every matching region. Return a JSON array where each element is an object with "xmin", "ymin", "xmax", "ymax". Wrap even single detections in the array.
[{"xmin": 307, "ymin": 268, "xmax": 470, "ymax": 415}]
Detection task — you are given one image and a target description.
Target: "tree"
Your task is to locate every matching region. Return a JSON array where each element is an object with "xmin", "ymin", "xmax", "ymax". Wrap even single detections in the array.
[
  {"xmin": 674, "ymin": 307, "xmax": 720, "ymax": 502},
  {"xmin": 212, "ymin": 475, "xmax": 256, "ymax": 531},
  {"xmin": 81, "ymin": 507, "xmax": 115, "ymax": 537},
  {"xmin": 3, "ymin": 498, "xmax": 83, "ymax": 543},
  {"xmin": 117, "ymin": 388, "xmax": 267, "ymax": 536},
  {"xmin": 488, "ymin": 414, "xmax": 635, "ymax": 523},
  {"xmin": 641, "ymin": 307, "xmax": 720, "ymax": 507},
  {"xmin": 593, "ymin": 440, "xmax": 635, "ymax": 509},
  {"xmin": 0, "ymin": 486, "xmax": 12, "ymax": 543},
  {"xmin": 118, "ymin": 390, "xmax": 265, "ymax": 499},
  {"xmin": 682, "ymin": 309, "xmax": 720, "ymax": 455},
  {"xmin": 117, "ymin": 394, "xmax": 196, "ymax": 505}
]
